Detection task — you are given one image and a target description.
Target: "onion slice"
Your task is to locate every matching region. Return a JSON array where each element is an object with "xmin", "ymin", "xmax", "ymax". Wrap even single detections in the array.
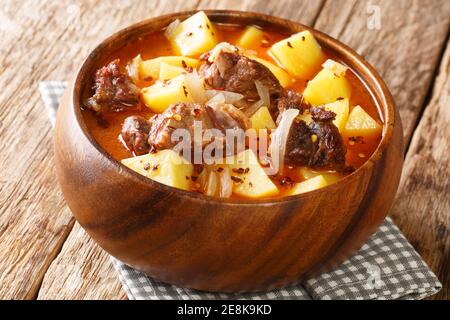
[
  {"xmin": 268, "ymin": 109, "xmax": 299, "ymax": 175},
  {"xmin": 208, "ymin": 42, "xmax": 240, "ymax": 62},
  {"xmin": 243, "ymin": 80, "xmax": 270, "ymax": 116},
  {"xmin": 207, "ymin": 92, "xmax": 226, "ymax": 104},
  {"xmin": 164, "ymin": 19, "xmax": 180, "ymax": 39},
  {"xmin": 198, "ymin": 166, "xmax": 233, "ymax": 198},
  {"xmin": 126, "ymin": 54, "xmax": 142, "ymax": 82},
  {"xmin": 206, "ymin": 90, "xmax": 244, "ymax": 105},
  {"xmin": 205, "ymin": 170, "xmax": 218, "ymax": 197},
  {"xmin": 219, "ymin": 167, "xmax": 233, "ymax": 198},
  {"xmin": 244, "ymin": 99, "xmax": 264, "ymax": 117},
  {"xmin": 185, "ymin": 70, "xmax": 207, "ymax": 103},
  {"xmin": 255, "ymin": 80, "xmax": 270, "ymax": 108}
]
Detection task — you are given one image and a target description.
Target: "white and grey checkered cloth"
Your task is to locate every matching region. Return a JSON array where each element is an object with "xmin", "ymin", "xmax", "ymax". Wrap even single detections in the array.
[{"xmin": 40, "ymin": 81, "xmax": 442, "ymax": 300}]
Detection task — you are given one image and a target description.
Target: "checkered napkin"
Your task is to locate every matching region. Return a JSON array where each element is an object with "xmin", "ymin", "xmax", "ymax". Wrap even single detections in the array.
[{"xmin": 40, "ymin": 81, "xmax": 442, "ymax": 300}]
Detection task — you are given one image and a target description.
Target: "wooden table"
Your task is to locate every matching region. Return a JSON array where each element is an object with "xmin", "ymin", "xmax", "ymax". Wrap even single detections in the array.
[{"xmin": 0, "ymin": 0, "xmax": 448, "ymax": 300}]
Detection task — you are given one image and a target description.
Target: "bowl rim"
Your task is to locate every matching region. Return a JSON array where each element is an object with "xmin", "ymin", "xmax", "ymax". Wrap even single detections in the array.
[{"xmin": 70, "ymin": 9, "xmax": 396, "ymax": 205}]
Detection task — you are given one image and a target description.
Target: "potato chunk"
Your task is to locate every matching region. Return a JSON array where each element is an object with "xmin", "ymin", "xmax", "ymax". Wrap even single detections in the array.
[
  {"xmin": 250, "ymin": 106, "xmax": 276, "ymax": 130},
  {"xmin": 247, "ymin": 55, "xmax": 292, "ymax": 88},
  {"xmin": 159, "ymin": 62, "xmax": 186, "ymax": 80},
  {"xmin": 322, "ymin": 98, "xmax": 349, "ymax": 133},
  {"xmin": 287, "ymin": 175, "xmax": 329, "ymax": 195},
  {"xmin": 237, "ymin": 25, "xmax": 264, "ymax": 49},
  {"xmin": 121, "ymin": 150, "xmax": 194, "ymax": 191},
  {"xmin": 298, "ymin": 167, "xmax": 341, "ymax": 184},
  {"xmin": 303, "ymin": 60, "xmax": 352, "ymax": 106},
  {"xmin": 322, "ymin": 59, "xmax": 348, "ymax": 76},
  {"xmin": 297, "ymin": 109, "xmax": 313, "ymax": 125},
  {"xmin": 225, "ymin": 149, "xmax": 279, "ymax": 198},
  {"xmin": 141, "ymin": 75, "xmax": 192, "ymax": 113},
  {"xmin": 343, "ymin": 105, "xmax": 382, "ymax": 140},
  {"xmin": 167, "ymin": 11, "xmax": 218, "ymax": 56},
  {"xmin": 140, "ymin": 56, "xmax": 199, "ymax": 80},
  {"xmin": 269, "ymin": 30, "xmax": 326, "ymax": 79}
]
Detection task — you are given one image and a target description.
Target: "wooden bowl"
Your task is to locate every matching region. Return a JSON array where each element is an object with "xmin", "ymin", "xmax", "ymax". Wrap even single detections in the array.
[{"xmin": 55, "ymin": 10, "xmax": 404, "ymax": 292}]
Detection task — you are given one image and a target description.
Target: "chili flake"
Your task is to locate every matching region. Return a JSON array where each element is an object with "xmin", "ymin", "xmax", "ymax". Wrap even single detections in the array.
[
  {"xmin": 349, "ymin": 136, "xmax": 365, "ymax": 144},
  {"xmin": 230, "ymin": 176, "xmax": 244, "ymax": 183},
  {"xmin": 232, "ymin": 167, "xmax": 250, "ymax": 174}
]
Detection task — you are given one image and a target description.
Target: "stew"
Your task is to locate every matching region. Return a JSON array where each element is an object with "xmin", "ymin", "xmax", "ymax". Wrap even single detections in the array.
[{"xmin": 82, "ymin": 11, "xmax": 383, "ymax": 199}]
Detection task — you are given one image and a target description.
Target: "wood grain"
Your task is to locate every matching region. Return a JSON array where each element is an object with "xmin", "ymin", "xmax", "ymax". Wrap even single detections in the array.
[
  {"xmin": 314, "ymin": 0, "xmax": 450, "ymax": 143},
  {"xmin": 390, "ymin": 39, "xmax": 450, "ymax": 300},
  {"xmin": 196, "ymin": 0, "xmax": 326, "ymax": 26},
  {"xmin": 37, "ymin": 223, "xmax": 127, "ymax": 300},
  {"xmin": 0, "ymin": 0, "xmax": 448, "ymax": 299}
]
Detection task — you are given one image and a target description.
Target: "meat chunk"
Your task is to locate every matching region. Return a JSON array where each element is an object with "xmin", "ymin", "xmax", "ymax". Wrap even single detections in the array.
[
  {"xmin": 85, "ymin": 59, "xmax": 140, "ymax": 113},
  {"xmin": 199, "ymin": 51, "xmax": 283, "ymax": 113},
  {"xmin": 148, "ymin": 103, "xmax": 212, "ymax": 151},
  {"xmin": 148, "ymin": 102, "xmax": 251, "ymax": 151},
  {"xmin": 276, "ymin": 89, "xmax": 310, "ymax": 122},
  {"xmin": 309, "ymin": 107, "xmax": 347, "ymax": 170},
  {"xmin": 121, "ymin": 116, "xmax": 152, "ymax": 156},
  {"xmin": 284, "ymin": 107, "xmax": 346, "ymax": 171},
  {"xmin": 310, "ymin": 106, "xmax": 336, "ymax": 122},
  {"xmin": 285, "ymin": 119, "xmax": 316, "ymax": 166}
]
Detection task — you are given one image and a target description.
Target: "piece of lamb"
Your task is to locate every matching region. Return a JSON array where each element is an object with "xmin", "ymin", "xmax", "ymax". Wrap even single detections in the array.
[
  {"xmin": 284, "ymin": 107, "xmax": 346, "ymax": 171},
  {"xmin": 121, "ymin": 116, "xmax": 152, "ymax": 156},
  {"xmin": 199, "ymin": 51, "xmax": 283, "ymax": 114},
  {"xmin": 148, "ymin": 102, "xmax": 251, "ymax": 152},
  {"xmin": 85, "ymin": 59, "xmax": 140, "ymax": 113},
  {"xmin": 276, "ymin": 89, "xmax": 311, "ymax": 123}
]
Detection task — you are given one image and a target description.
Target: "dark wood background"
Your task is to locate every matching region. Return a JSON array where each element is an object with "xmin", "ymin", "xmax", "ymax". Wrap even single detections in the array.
[{"xmin": 0, "ymin": 0, "xmax": 448, "ymax": 299}]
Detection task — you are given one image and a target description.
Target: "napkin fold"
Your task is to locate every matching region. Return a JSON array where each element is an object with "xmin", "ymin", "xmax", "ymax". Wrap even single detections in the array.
[{"xmin": 40, "ymin": 81, "xmax": 442, "ymax": 300}]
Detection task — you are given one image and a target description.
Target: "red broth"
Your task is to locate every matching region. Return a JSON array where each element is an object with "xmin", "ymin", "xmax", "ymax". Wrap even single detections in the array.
[{"xmin": 82, "ymin": 24, "xmax": 382, "ymax": 198}]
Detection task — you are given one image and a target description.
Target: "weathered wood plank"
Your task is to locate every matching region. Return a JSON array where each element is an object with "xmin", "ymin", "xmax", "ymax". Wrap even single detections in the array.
[
  {"xmin": 314, "ymin": 0, "xmax": 450, "ymax": 143},
  {"xmin": 197, "ymin": 0, "xmax": 326, "ymax": 26},
  {"xmin": 37, "ymin": 223, "xmax": 127, "ymax": 300},
  {"xmin": 390, "ymin": 39, "xmax": 450, "ymax": 300},
  {"xmin": 0, "ymin": 0, "xmax": 200, "ymax": 300}
]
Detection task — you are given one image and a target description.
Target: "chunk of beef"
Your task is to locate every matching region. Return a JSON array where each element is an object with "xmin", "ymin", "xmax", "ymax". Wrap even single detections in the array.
[
  {"xmin": 121, "ymin": 116, "xmax": 151, "ymax": 156},
  {"xmin": 148, "ymin": 103, "xmax": 212, "ymax": 151},
  {"xmin": 309, "ymin": 107, "xmax": 346, "ymax": 170},
  {"xmin": 284, "ymin": 107, "xmax": 346, "ymax": 171},
  {"xmin": 310, "ymin": 106, "xmax": 336, "ymax": 122},
  {"xmin": 276, "ymin": 89, "xmax": 310, "ymax": 123},
  {"xmin": 199, "ymin": 51, "xmax": 283, "ymax": 113},
  {"xmin": 148, "ymin": 102, "xmax": 251, "ymax": 151},
  {"xmin": 85, "ymin": 59, "xmax": 140, "ymax": 113},
  {"xmin": 285, "ymin": 119, "xmax": 316, "ymax": 166}
]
